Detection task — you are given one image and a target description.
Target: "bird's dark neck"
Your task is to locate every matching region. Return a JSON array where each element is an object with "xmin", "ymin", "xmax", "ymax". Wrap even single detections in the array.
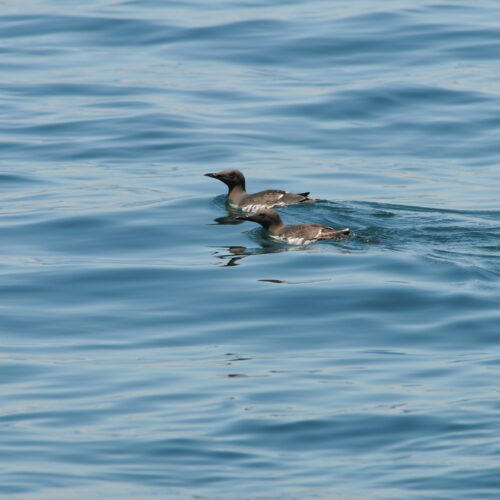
[
  {"xmin": 228, "ymin": 184, "xmax": 246, "ymax": 204},
  {"xmin": 267, "ymin": 220, "xmax": 285, "ymax": 233}
]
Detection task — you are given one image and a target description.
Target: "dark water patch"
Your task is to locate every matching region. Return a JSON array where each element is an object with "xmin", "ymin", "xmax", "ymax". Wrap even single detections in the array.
[
  {"xmin": 338, "ymin": 10, "xmax": 410, "ymax": 27},
  {"xmin": 446, "ymin": 41, "xmax": 500, "ymax": 60},
  {"xmin": 0, "ymin": 139, "xmax": 234, "ymax": 163},
  {"xmin": 0, "ymin": 114, "xmax": 194, "ymax": 142},
  {"xmin": 180, "ymin": 19, "xmax": 288, "ymax": 43},
  {"xmin": 221, "ymin": 412, "xmax": 476, "ymax": 452},
  {"xmin": 0, "ymin": 361, "xmax": 48, "ymax": 384},
  {"xmin": 271, "ymin": 84, "xmax": 493, "ymax": 123},
  {"xmin": 0, "ymin": 81, "xmax": 163, "ymax": 98},
  {"xmin": 0, "ymin": 14, "xmax": 174, "ymax": 46},
  {"xmin": 0, "ymin": 173, "xmax": 43, "ymax": 186},
  {"xmin": 165, "ymin": 8, "xmax": 500, "ymax": 70}
]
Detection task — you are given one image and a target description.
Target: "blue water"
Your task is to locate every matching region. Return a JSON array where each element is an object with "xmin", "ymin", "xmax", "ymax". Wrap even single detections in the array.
[{"xmin": 1, "ymin": 1, "xmax": 499, "ymax": 498}]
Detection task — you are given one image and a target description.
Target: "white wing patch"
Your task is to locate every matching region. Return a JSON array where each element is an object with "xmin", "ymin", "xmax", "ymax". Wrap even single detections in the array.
[
  {"xmin": 269, "ymin": 234, "xmax": 313, "ymax": 245},
  {"xmin": 241, "ymin": 202, "xmax": 285, "ymax": 212},
  {"xmin": 241, "ymin": 203, "xmax": 268, "ymax": 212}
]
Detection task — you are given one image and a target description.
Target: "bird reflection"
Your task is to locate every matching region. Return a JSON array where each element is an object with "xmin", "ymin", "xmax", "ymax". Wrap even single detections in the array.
[
  {"xmin": 211, "ymin": 205, "xmax": 245, "ymax": 225},
  {"xmin": 213, "ymin": 215, "xmax": 245, "ymax": 225},
  {"xmin": 213, "ymin": 246, "xmax": 248, "ymax": 267},
  {"xmin": 212, "ymin": 244, "xmax": 308, "ymax": 267}
]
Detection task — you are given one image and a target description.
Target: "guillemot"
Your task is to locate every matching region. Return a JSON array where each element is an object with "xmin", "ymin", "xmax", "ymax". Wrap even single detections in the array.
[
  {"xmin": 205, "ymin": 169, "xmax": 315, "ymax": 212},
  {"xmin": 237, "ymin": 208, "xmax": 350, "ymax": 245}
]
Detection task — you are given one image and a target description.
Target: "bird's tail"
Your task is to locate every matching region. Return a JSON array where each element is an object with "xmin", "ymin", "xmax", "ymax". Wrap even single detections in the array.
[
  {"xmin": 321, "ymin": 228, "xmax": 350, "ymax": 240},
  {"xmin": 298, "ymin": 192, "xmax": 317, "ymax": 203}
]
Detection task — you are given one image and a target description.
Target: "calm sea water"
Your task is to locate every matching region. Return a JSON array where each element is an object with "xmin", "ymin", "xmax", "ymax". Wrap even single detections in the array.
[{"xmin": 1, "ymin": 1, "xmax": 499, "ymax": 498}]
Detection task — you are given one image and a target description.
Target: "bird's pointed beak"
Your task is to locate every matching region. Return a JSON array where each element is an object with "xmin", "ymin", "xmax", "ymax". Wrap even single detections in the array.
[{"xmin": 204, "ymin": 172, "xmax": 218, "ymax": 179}]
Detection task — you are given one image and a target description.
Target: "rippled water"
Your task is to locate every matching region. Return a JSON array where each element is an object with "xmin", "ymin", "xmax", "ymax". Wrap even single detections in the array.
[{"xmin": 1, "ymin": 1, "xmax": 499, "ymax": 498}]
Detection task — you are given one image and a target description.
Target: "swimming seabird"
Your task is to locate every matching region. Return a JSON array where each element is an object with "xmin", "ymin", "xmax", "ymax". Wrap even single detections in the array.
[
  {"xmin": 205, "ymin": 169, "xmax": 315, "ymax": 212},
  {"xmin": 237, "ymin": 208, "xmax": 350, "ymax": 245}
]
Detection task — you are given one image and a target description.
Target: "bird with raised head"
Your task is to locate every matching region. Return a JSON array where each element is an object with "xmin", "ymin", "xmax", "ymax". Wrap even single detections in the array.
[{"xmin": 205, "ymin": 169, "xmax": 315, "ymax": 212}]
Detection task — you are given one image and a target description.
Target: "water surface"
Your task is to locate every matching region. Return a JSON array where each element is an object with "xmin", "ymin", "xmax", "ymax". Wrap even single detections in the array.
[{"xmin": 1, "ymin": 1, "xmax": 499, "ymax": 498}]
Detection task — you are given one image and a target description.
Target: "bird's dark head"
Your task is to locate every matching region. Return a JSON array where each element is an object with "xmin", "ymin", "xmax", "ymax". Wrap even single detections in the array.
[
  {"xmin": 236, "ymin": 208, "xmax": 282, "ymax": 230},
  {"xmin": 204, "ymin": 169, "xmax": 245, "ymax": 190}
]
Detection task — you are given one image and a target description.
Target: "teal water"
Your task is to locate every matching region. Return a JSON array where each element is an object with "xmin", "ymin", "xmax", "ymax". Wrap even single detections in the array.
[{"xmin": 1, "ymin": 1, "xmax": 499, "ymax": 498}]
